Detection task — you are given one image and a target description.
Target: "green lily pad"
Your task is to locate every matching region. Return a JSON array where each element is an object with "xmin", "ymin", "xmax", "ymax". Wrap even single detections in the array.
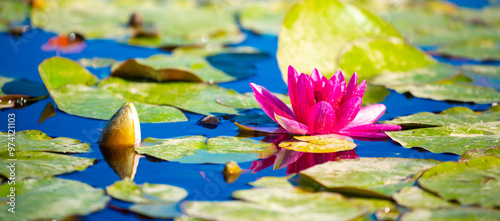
[
  {"xmin": 0, "ymin": 151, "xmax": 95, "ymax": 179},
  {"xmin": 462, "ymin": 65, "xmax": 500, "ymax": 90},
  {"xmin": 277, "ymin": 0, "xmax": 401, "ymax": 81},
  {"xmin": 0, "ymin": 75, "xmax": 49, "ymax": 97},
  {"xmin": 401, "ymin": 208, "xmax": 500, "ymax": 221},
  {"xmin": 362, "ymin": 85, "xmax": 390, "ymax": 105},
  {"xmin": 393, "ymin": 187, "xmax": 457, "ymax": 209},
  {"xmin": 338, "ymin": 38, "xmax": 436, "ymax": 80},
  {"xmin": 0, "ymin": 177, "xmax": 109, "ymax": 220},
  {"xmin": 0, "ymin": 130, "xmax": 90, "ymax": 153},
  {"xmin": 77, "ymin": 57, "xmax": 117, "ymax": 68},
  {"xmin": 434, "ymin": 39, "xmax": 500, "ymax": 61},
  {"xmin": 0, "ymin": 0, "xmax": 28, "ymax": 32},
  {"xmin": 300, "ymin": 157, "xmax": 439, "ymax": 198},
  {"xmin": 183, "ymin": 187, "xmax": 368, "ymax": 221},
  {"xmin": 239, "ymin": 0, "xmax": 294, "ymax": 35},
  {"xmin": 216, "ymin": 92, "xmax": 291, "ymax": 109},
  {"xmin": 99, "ymin": 77, "xmax": 239, "ymax": 115},
  {"xmin": 106, "ymin": 179, "xmax": 187, "ymax": 204},
  {"xmin": 31, "ymin": 0, "xmax": 243, "ymax": 47},
  {"xmin": 459, "ymin": 147, "xmax": 500, "ymax": 162},
  {"xmin": 111, "ymin": 54, "xmax": 234, "ymax": 83},
  {"xmin": 249, "ymin": 175, "xmax": 295, "ymax": 188},
  {"xmin": 279, "ymin": 135, "xmax": 357, "ymax": 153},
  {"xmin": 386, "ymin": 106, "xmax": 500, "ymax": 155},
  {"xmin": 418, "ymin": 156, "xmax": 500, "ymax": 208},
  {"xmin": 39, "ymin": 57, "xmax": 187, "ymax": 123},
  {"xmin": 136, "ymin": 136, "xmax": 275, "ymax": 164}
]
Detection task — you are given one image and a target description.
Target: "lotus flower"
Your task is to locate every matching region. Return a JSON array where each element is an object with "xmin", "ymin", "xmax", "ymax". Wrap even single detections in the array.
[{"xmin": 248, "ymin": 65, "xmax": 401, "ymax": 138}]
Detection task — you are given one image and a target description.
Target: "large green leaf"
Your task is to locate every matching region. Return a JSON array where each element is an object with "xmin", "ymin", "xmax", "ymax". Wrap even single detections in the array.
[
  {"xmin": 182, "ymin": 187, "xmax": 368, "ymax": 221},
  {"xmin": 434, "ymin": 39, "xmax": 500, "ymax": 61},
  {"xmin": 136, "ymin": 136, "xmax": 276, "ymax": 164},
  {"xmin": 111, "ymin": 54, "xmax": 235, "ymax": 83},
  {"xmin": 401, "ymin": 208, "xmax": 500, "ymax": 221},
  {"xmin": 0, "ymin": 130, "xmax": 90, "ymax": 153},
  {"xmin": 239, "ymin": 0, "xmax": 294, "ymax": 35},
  {"xmin": 0, "ymin": 177, "xmax": 109, "ymax": 220},
  {"xmin": 0, "ymin": 151, "xmax": 95, "ymax": 179},
  {"xmin": 276, "ymin": 0, "xmax": 401, "ymax": 81},
  {"xmin": 418, "ymin": 156, "xmax": 500, "ymax": 208},
  {"xmin": 99, "ymin": 77, "xmax": 239, "ymax": 115},
  {"xmin": 300, "ymin": 157, "xmax": 439, "ymax": 198},
  {"xmin": 392, "ymin": 187, "xmax": 457, "ymax": 209},
  {"xmin": 39, "ymin": 57, "xmax": 187, "ymax": 123},
  {"xmin": 106, "ymin": 179, "xmax": 187, "ymax": 204},
  {"xmin": 386, "ymin": 106, "xmax": 500, "ymax": 155},
  {"xmin": 459, "ymin": 147, "xmax": 500, "ymax": 162},
  {"xmin": 31, "ymin": 0, "xmax": 243, "ymax": 47}
]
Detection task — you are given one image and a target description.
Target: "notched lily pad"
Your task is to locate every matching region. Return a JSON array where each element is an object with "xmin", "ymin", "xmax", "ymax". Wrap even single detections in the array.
[
  {"xmin": 0, "ymin": 151, "xmax": 95, "ymax": 179},
  {"xmin": 106, "ymin": 179, "xmax": 187, "ymax": 204},
  {"xmin": 0, "ymin": 130, "xmax": 90, "ymax": 153},
  {"xmin": 279, "ymin": 135, "xmax": 357, "ymax": 153},
  {"xmin": 418, "ymin": 156, "xmax": 500, "ymax": 208},
  {"xmin": 0, "ymin": 177, "xmax": 109, "ymax": 221},
  {"xmin": 386, "ymin": 106, "xmax": 500, "ymax": 155},
  {"xmin": 299, "ymin": 157, "xmax": 439, "ymax": 198},
  {"xmin": 136, "ymin": 136, "xmax": 275, "ymax": 164}
]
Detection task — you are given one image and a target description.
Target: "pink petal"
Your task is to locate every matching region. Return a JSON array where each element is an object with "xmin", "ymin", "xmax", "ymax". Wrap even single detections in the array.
[
  {"xmin": 316, "ymin": 79, "xmax": 335, "ymax": 103},
  {"xmin": 307, "ymin": 101, "xmax": 336, "ymax": 134},
  {"xmin": 344, "ymin": 104, "xmax": 386, "ymax": 129},
  {"xmin": 294, "ymin": 74, "xmax": 316, "ymax": 125},
  {"xmin": 338, "ymin": 131, "xmax": 389, "ymax": 139},
  {"xmin": 354, "ymin": 80, "xmax": 367, "ymax": 99},
  {"xmin": 310, "ymin": 68, "xmax": 326, "ymax": 87},
  {"xmin": 341, "ymin": 72, "xmax": 358, "ymax": 104},
  {"xmin": 250, "ymin": 84, "xmax": 296, "ymax": 123},
  {"xmin": 342, "ymin": 124, "xmax": 401, "ymax": 132},
  {"xmin": 288, "ymin": 66, "xmax": 300, "ymax": 116},
  {"xmin": 330, "ymin": 71, "xmax": 346, "ymax": 110},
  {"xmin": 333, "ymin": 97, "xmax": 362, "ymax": 131},
  {"xmin": 314, "ymin": 80, "xmax": 326, "ymax": 101},
  {"xmin": 250, "ymin": 83, "xmax": 295, "ymax": 118},
  {"xmin": 275, "ymin": 113, "xmax": 309, "ymax": 135}
]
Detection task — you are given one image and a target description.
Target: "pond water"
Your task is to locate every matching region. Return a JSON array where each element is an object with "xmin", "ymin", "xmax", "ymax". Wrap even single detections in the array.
[{"xmin": 0, "ymin": 0, "xmax": 497, "ymax": 220}]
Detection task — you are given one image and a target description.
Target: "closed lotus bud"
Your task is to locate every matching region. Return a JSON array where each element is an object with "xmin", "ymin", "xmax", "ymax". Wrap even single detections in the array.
[
  {"xmin": 98, "ymin": 103, "xmax": 141, "ymax": 147},
  {"xmin": 223, "ymin": 161, "xmax": 242, "ymax": 184}
]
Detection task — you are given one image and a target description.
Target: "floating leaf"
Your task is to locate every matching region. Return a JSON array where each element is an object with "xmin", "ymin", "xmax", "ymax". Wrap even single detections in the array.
[
  {"xmin": 100, "ymin": 77, "xmax": 239, "ymax": 115},
  {"xmin": 106, "ymin": 179, "xmax": 187, "ymax": 204},
  {"xmin": 277, "ymin": 0, "xmax": 401, "ymax": 81},
  {"xmin": 239, "ymin": 0, "xmax": 294, "ymax": 35},
  {"xmin": 248, "ymin": 175, "xmax": 295, "ymax": 188},
  {"xmin": 77, "ymin": 57, "xmax": 117, "ymax": 68},
  {"xmin": 386, "ymin": 106, "xmax": 500, "ymax": 155},
  {"xmin": 401, "ymin": 208, "xmax": 500, "ymax": 221},
  {"xmin": 462, "ymin": 65, "xmax": 500, "ymax": 90},
  {"xmin": 361, "ymin": 85, "xmax": 390, "ymax": 106},
  {"xmin": 393, "ymin": 187, "xmax": 457, "ymax": 209},
  {"xmin": 39, "ymin": 57, "xmax": 187, "ymax": 123},
  {"xmin": 216, "ymin": 92, "xmax": 291, "ymax": 109},
  {"xmin": 434, "ymin": 39, "xmax": 500, "ymax": 61},
  {"xmin": 0, "ymin": 177, "xmax": 109, "ymax": 220},
  {"xmin": 31, "ymin": 0, "xmax": 243, "ymax": 47},
  {"xmin": 279, "ymin": 135, "xmax": 357, "ymax": 153},
  {"xmin": 129, "ymin": 203, "xmax": 182, "ymax": 219},
  {"xmin": 183, "ymin": 188, "xmax": 368, "ymax": 221},
  {"xmin": 459, "ymin": 147, "xmax": 500, "ymax": 162},
  {"xmin": 136, "ymin": 136, "xmax": 275, "ymax": 164},
  {"xmin": 38, "ymin": 102, "xmax": 56, "ymax": 123},
  {"xmin": 300, "ymin": 158, "xmax": 439, "ymax": 198},
  {"xmin": 418, "ymin": 156, "xmax": 500, "ymax": 208},
  {"xmin": 111, "ymin": 54, "xmax": 234, "ymax": 83},
  {"xmin": 0, "ymin": 151, "xmax": 95, "ymax": 179},
  {"xmin": 0, "ymin": 130, "xmax": 90, "ymax": 153}
]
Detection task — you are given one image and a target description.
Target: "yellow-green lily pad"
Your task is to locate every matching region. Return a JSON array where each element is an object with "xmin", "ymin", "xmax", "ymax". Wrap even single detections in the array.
[
  {"xmin": 401, "ymin": 208, "xmax": 500, "ymax": 221},
  {"xmin": 0, "ymin": 130, "xmax": 90, "ymax": 153},
  {"xmin": 106, "ymin": 179, "xmax": 187, "ymax": 204},
  {"xmin": 279, "ymin": 135, "xmax": 357, "ymax": 153},
  {"xmin": 459, "ymin": 147, "xmax": 500, "ymax": 162},
  {"xmin": 393, "ymin": 187, "xmax": 457, "ymax": 209}
]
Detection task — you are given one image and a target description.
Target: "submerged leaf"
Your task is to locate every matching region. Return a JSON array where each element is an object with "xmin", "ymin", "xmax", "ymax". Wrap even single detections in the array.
[
  {"xmin": 386, "ymin": 106, "xmax": 500, "ymax": 155},
  {"xmin": 106, "ymin": 179, "xmax": 187, "ymax": 204},
  {"xmin": 0, "ymin": 177, "xmax": 109, "ymax": 220}
]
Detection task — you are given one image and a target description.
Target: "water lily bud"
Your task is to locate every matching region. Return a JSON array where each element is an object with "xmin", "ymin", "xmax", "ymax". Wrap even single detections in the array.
[
  {"xmin": 98, "ymin": 103, "xmax": 141, "ymax": 147},
  {"xmin": 223, "ymin": 161, "xmax": 242, "ymax": 184}
]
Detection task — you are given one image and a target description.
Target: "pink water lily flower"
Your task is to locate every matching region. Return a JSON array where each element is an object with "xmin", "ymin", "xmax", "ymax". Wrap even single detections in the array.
[{"xmin": 248, "ymin": 65, "xmax": 401, "ymax": 138}]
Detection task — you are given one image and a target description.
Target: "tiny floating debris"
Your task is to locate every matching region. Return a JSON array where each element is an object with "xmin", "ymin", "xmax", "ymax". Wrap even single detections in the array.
[
  {"xmin": 198, "ymin": 115, "xmax": 220, "ymax": 129},
  {"xmin": 38, "ymin": 102, "xmax": 56, "ymax": 123},
  {"xmin": 41, "ymin": 32, "xmax": 87, "ymax": 54},
  {"xmin": 223, "ymin": 161, "xmax": 242, "ymax": 184}
]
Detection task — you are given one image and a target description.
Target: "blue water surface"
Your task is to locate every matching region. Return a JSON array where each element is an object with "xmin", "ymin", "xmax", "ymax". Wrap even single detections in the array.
[{"xmin": 0, "ymin": 0, "xmax": 495, "ymax": 220}]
